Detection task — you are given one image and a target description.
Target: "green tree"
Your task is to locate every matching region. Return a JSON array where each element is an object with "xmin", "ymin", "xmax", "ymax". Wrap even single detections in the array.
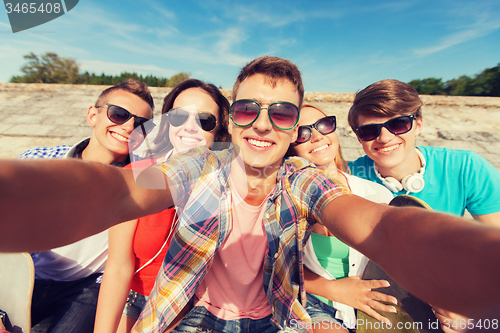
[
  {"xmin": 167, "ymin": 72, "xmax": 191, "ymax": 87},
  {"xmin": 408, "ymin": 78, "xmax": 445, "ymax": 95},
  {"xmin": 409, "ymin": 63, "xmax": 500, "ymax": 97},
  {"xmin": 408, "ymin": 79, "xmax": 423, "ymax": 93},
  {"xmin": 11, "ymin": 52, "xmax": 190, "ymax": 88},
  {"xmin": 443, "ymin": 75, "xmax": 473, "ymax": 96},
  {"xmin": 471, "ymin": 64, "xmax": 500, "ymax": 97},
  {"xmin": 10, "ymin": 52, "xmax": 79, "ymax": 84}
]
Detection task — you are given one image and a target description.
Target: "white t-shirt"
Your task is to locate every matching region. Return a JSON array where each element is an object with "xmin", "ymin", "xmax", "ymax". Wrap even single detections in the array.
[{"xmin": 31, "ymin": 139, "xmax": 108, "ymax": 281}]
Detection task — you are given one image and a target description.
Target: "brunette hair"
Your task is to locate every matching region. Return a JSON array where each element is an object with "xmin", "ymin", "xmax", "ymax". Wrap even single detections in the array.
[
  {"xmin": 348, "ymin": 79, "xmax": 423, "ymax": 130},
  {"xmin": 232, "ymin": 56, "xmax": 304, "ymax": 108},
  {"xmin": 287, "ymin": 104, "xmax": 349, "ymax": 173},
  {"xmin": 153, "ymin": 79, "xmax": 230, "ymax": 155},
  {"xmin": 96, "ymin": 79, "xmax": 154, "ymax": 113}
]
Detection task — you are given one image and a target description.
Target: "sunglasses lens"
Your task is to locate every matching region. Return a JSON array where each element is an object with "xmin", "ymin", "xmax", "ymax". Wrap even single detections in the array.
[
  {"xmin": 108, "ymin": 105, "xmax": 131, "ymax": 124},
  {"xmin": 230, "ymin": 100, "xmax": 260, "ymax": 126},
  {"xmin": 387, "ymin": 116, "xmax": 413, "ymax": 134},
  {"xmin": 198, "ymin": 113, "xmax": 217, "ymax": 132},
  {"xmin": 134, "ymin": 117, "xmax": 155, "ymax": 134},
  {"xmin": 296, "ymin": 127, "xmax": 312, "ymax": 143},
  {"xmin": 357, "ymin": 115, "xmax": 414, "ymax": 141},
  {"xmin": 268, "ymin": 103, "xmax": 299, "ymax": 130},
  {"xmin": 168, "ymin": 109, "xmax": 190, "ymax": 127},
  {"xmin": 357, "ymin": 124, "xmax": 380, "ymax": 141},
  {"xmin": 169, "ymin": 109, "xmax": 217, "ymax": 132},
  {"xmin": 317, "ymin": 117, "xmax": 336, "ymax": 135}
]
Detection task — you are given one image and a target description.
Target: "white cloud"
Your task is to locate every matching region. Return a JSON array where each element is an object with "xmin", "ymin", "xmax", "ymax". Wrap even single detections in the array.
[
  {"xmin": 142, "ymin": 0, "xmax": 176, "ymax": 20},
  {"xmin": 413, "ymin": 21, "xmax": 500, "ymax": 56},
  {"xmin": 413, "ymin": 4, "xmax": 500, "ymax": 57},
  {"xmin": 232, "ymin": 5, "xmax": 345, "ymax": 27},
  {"xmin": 0, "ymin": 21, "xmax": 11, "ymax": 29}
]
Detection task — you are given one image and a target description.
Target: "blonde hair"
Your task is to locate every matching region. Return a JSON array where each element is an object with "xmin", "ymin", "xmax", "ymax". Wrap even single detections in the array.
[{"xmin": 287, "ymin": 104, "xmax": 349, "ymax": 173}]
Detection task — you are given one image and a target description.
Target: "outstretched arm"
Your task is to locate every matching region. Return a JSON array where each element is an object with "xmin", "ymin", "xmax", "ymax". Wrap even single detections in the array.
[
  {"xmin": 0, "ymin": 159, "xmax": 172, "ymax": 252},
  {"xmin": 321, "ymin": 194, "xmax": 500, "ymax": 319},
  {"xmin": 473, "ymin": 211, "xmax": 500, "ymax": 227}
]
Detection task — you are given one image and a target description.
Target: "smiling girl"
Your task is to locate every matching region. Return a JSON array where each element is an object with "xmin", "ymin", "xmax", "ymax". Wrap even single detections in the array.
[
  {"xmin": 287, "ymin": 104, "xmax": 396, "ymax": 332},
  {"xmin": 94, "ymin": 79, "xmax": 230, "ymax": 333}
]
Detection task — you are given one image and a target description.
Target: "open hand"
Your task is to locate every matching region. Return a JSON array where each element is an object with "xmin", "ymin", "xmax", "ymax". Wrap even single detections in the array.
[{"xmin": 325, "ymin": 276, "xmax": 397, "ymax": 324}]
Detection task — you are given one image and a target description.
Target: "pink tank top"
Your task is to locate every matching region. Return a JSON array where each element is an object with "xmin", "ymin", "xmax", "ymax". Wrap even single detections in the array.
[{"xmin": 194, "ymin": 180, "xmax": 272, "ymax": 320}]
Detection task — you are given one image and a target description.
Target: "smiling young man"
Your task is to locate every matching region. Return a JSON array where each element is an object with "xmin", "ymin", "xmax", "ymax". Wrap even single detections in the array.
[
  {"xmin": 347, "ymin": 79, "xmax": 500, "ymax": 224},
  {"xmin": 347, "ymin": 79, "xmax": 500, "ymax": 332},
  {"xmin": 18, "ymin": 79, "xmax": 154, "ymax": 333},
  {"xmin": 133, "ymin": 57, "xmax": 326, "ymax": 333},
  {"xmin": 1, "ymin": 59, "xmax": 500, "ymax": 333}
]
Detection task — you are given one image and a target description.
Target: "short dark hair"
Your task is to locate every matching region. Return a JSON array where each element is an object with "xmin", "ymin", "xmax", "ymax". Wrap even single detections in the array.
[
  {"xmin": 153, "ymin": 79, "xmax": 231, "ymax": 155},
  {"xmin": 348, "ymin": 79, "xmax": 423, "ymax": 130},
  {"xmin": 96, "ymin": 79, "xmax": 155, "ymax": 112},
  {"xmin": 232, "ymin": 56, "xmax": 304, "ymax": 108}
]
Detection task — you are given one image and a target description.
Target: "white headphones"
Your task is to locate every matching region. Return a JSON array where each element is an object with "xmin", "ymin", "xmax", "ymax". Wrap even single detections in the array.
[{"xmin": 374, "ymin": 149, "xmax": 426, "ymax": 193}]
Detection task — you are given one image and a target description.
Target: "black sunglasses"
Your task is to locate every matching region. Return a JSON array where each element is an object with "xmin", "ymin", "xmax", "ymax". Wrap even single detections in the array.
[
  {"xmin": 230, "ymin": 99, "xmax": 299, "ymax": 131},
  {"xmin": 167, "ymin": 108, "xmax": 217, "ymax": 132},
  {"xmin": 355, "ymin": 114, "xmax": 417, "ymax": 141},
  {"xmin": 296, "ymin": 116, "xmax": 337, "ymax": 144},
  {"xmin": 96, "ymin": 103, "xmax": 155, "ymax": 134}
]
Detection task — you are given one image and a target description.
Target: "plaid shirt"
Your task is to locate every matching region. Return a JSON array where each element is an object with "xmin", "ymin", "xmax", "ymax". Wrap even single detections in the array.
[
  {"xmin": 18, "ymin": 138, "xmax": 131, "ymax": 167},
  {"xmin": 17, "ymin": 143, "xmax": 77, "ymax": 159},
  {"xmin": 133, "ymin": 147, "xmax": 348, "ymax": 332}
]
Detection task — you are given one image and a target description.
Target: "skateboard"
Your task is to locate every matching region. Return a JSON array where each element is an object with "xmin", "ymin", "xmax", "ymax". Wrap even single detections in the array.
[
  {"xmin": 356, "ymin": 195, "xmax": 443, "ymax": 333},
  {"xmin": 0, "ymin": 252, "xmax": 35, "ymax": 333}
]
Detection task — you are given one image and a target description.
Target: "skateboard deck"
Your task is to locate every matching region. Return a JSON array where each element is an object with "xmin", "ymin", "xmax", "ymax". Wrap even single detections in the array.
[
  {"xmin": 356, "ymin": 195, "xmax": 443, "ymax": 333},
  {"xmin": 0, "ymin": 252, "xmax": 34, "ymax": 333}
]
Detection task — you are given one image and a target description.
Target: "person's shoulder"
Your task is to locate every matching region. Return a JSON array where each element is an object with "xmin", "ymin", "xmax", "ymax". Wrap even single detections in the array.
[
  {"xmin": 419, "ymin": 146, "xmax": 486, "ymax": 164},
  {"xmin": 281, "ymin": 156, "xmax": 327, "ymax": 182},
  {"xmin": 283, "ymin": 156, "xmax": 315, "ymax": 170},
  {"xmin": 191, "ymin": 146, "xmax": 231, "ymax": 163},
  {"xmin": 17, "ymin": 145, "xmax": 73, "ymax": 159},
  {"xmin": 348, "ymin": 155, "xmax": 375, "ymax": 178},
  {"xmin": 161, "ymin": 146, "xmax": 232, "ymax": 173},
  {"xmin": 344, "ymin": 173, "xmax": 393, "ymax": 203},
  {"xmin": 348, "ymin": 154, "xmax": 372, "ymax": 167}
]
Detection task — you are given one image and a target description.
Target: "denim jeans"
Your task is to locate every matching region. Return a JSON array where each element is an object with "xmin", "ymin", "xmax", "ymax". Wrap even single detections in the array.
[
  {"xmin": 122, "ymin": 289, "xmax": 147, "ymax": 319},
  {"xmin": 31, "ymin": 273, "xmax": 102, "ymax": 333},
  {"xmin": 303, "ymin": 294, "xmax": 352, "ymax": 333},
  {"xmin": 170, "ymin": 305, "xmax": 288, "ymax": 333}
]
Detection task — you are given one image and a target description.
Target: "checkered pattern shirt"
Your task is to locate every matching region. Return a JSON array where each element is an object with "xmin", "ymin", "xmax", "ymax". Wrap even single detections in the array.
[
  {"xmin": 17, "ymin": 144, "xmax": 75, "ymax": 160},
  {"xmin": 18, "ymin": 138, "xmax": 131, "ymax": 167},
  {"xmin": 133, "ymin": 147, "xmax": 349, "ymax": 333}
]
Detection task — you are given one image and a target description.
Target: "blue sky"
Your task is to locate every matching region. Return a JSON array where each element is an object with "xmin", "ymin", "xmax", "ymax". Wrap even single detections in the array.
[{"xmin": 1, "ymin": 0, "xmax": 499, "ymax": 93}]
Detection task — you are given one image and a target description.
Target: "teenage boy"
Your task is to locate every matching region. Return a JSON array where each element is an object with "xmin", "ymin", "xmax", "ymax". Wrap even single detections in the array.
[
  {"xmin": 18, "ymin": 79, "xmax": 154, "ymax": 333},
  {"xmin": 347, "ymin": 79, "xmax": 500, "ymax": 332},
  {"xmin": 1, "ymin": 58, "xmax": 500, "ymax": 333},
  {"xmin": 347, "ymin": 79, "xmax": 500, "ymax": 224},
  {"xmin": 132, "ymin": 59, "xmax": 499, "ymax": 332}
]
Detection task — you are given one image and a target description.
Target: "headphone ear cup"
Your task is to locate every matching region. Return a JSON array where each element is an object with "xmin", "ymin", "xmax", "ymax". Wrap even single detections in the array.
[
  {"xmin": 381, "ymin": 176, "xmax": 404, "ymax": 193},
  {"xmin": 401, "ymin": 174, "xmax": 425, "ymax": 193}
]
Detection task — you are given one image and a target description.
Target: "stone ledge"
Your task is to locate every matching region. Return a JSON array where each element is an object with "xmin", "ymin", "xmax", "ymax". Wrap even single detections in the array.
[{"xmin": 2, "ymin": 83, "xmax": 499, "ymax": 107}]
